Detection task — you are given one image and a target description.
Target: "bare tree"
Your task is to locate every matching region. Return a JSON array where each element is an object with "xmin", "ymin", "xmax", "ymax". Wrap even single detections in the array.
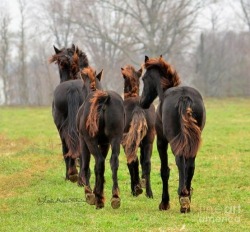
[
  {"xmin": 37, "ymin": 0, "xmax": 78, "ymax": 48},
  {"xmin": 101, "ymin": 0, "xmax": 201, "ymax": 58},
  {"xmin": 239, "ymin": 0, "xmax": 250, "ymax": 31},
  {"xmin": 17, "ymin": 0, "xmax": 29, "ymax": 105},
  {"xmin": 0, "ymin": 9, "xmax": 11, "ymax": 104},
  {"xmin": 72, "ymin": 0, "xmax": 133, "ymax": 91},
  {"xmin": 194, "ymin": 31, "xmax": 250, "ymax": 97}
]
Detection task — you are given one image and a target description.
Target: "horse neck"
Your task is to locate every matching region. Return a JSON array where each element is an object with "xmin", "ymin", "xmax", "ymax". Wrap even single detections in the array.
[
  {"xmin": 124, "ymin": 91, "xmax": 139, "ymax": 99},
  {"xmin": 156, "ymin": 78, "xmax": 165, "ymax": 102},
  {"xmin": 83, "ymin": 80, "xmax": 102, "ymax": 96},
  {"xmin": 124, "ymin": 83, "xmax": 139, "ymax": 99},
  {"xmin": 59, "ymin": 67, "xmax": 71, "ymax": 83}
]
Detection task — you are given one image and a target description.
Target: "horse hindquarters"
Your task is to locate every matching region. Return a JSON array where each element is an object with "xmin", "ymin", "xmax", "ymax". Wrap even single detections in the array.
[
  {"xmin": 163, "ymin": 88, "xmax": 205, "ymax": 213},
  {"xmin": 53, "ymin": 82, "xmax": 84, "ymax": 182},
  {"xmin": 81, "ymin": 90, "xmax": 124, "ymax": 209}
]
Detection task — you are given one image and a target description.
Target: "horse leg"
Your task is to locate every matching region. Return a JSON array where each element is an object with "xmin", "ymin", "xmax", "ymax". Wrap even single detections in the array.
[
  {"xmin": 140, "ymin": 150, "xmax": 146, "ymax": 188},
  {"xmin": 67, "ymin": 158, "xmax": 78, "ymax": 183},
  {"xmin": 110, "ymin": 140, "xmax": 121, "ymax": 209},
  {"xmin": 62, "ymin": 140, "xmax": 70, "ymax": 181},
  {"xmin": 158, "ymin": 138, "xmax": 170, "ymax": 210},
  {"xmin": 140, "ymin": 142, "xmax": 153, "ymax": 198},
  {"xmin": 78, "ymin": 138, "xmax": 95, "ymax": 205},
  {"xmin": 128, "ymin": 158, "xmax": 143, "ymax": 197},
  {"xmin": 94, "ymin": 154, "xmax": 105, "ymax": 209},
  {"xmin": 86, "ymin": 139, "xmax": 105, "ymax": 209},
  {"xmin": 78, "ymin": 138, "xmax": 91, "ymax": 185},
  {"xmin": 185, "ymin": 157, "xmax": 195, "ymax": 201},
  {"xmin": 175, "ymin": 155, "xmax": 190, "ymax": 213}
]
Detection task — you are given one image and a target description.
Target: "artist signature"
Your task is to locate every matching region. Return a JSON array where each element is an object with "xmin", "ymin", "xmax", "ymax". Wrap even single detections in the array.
[{"xmin": 37, "ymin": 195, "xmax": 85, "ymax": 205}]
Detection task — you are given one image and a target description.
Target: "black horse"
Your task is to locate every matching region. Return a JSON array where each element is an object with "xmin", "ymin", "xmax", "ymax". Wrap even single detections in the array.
[
  {"xmin": 77, "ymin": 67, "xmax": 124, "ymax": 209},
  {"xmin": 121, "ymin": 65, "xmax": 155, "ymax": 198},
  {"xmin": 140, "ymin": 56, "xmax": 206, "ymax": 213},
  {"xmin": 50, "ymin": 45, "xmax": 89, "ymax": 182}
]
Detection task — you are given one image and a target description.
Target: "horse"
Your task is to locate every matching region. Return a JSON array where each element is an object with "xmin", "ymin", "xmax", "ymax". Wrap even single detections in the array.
[
  {"xmin": 49, "ymin": 44, "xmax": 90, "ymax": 182},
  {"xmin": 140, "ymin": 55, "xmax": 206, "ymax": 213},
  {"xmin": 121, "ymin": 65, "xmax": 155, "ymax": 198},
  {"xmin": 77, "ymin": 67, "xmax": 125, "ymax": 209}
]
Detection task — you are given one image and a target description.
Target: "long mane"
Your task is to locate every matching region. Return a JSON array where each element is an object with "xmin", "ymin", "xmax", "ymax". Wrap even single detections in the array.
[
  {"xmin": 49, "ymin": 45, "xmax": 89, "ymax": 72},
  {"xmin": 121, "ymin": 65, "xmax": 140, "ymax": 99},
  {"xmin": 144, "ymin": 56, "xmax": 181, "ymax": 91},
  {"xmin": 81, "ymin": 66, "xmax": 97, "ymax": 91}
]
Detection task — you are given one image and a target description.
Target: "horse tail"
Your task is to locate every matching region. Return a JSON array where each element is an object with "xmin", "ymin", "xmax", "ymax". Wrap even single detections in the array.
[
  {"xmin": 170, "ymin": 96, "xmax": 201, "ymax": 159},
  {"xmin": 64, "ymin": 88, "xmax": 81, "ymax": 159},
  {"xmin": 122, "ymin": 107, "xmax": 148, "ymax": 163},
  {"xmin": 86, "ymin": 90, "xmax": 110, "ymax": 137}
]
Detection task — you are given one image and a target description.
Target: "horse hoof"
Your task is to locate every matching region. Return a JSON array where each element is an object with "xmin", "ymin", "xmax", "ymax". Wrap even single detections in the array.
[
  {"xmin": 69, "ymin": 174, "xmax": 78, "ymax": 183},
  {"xmin": 159, "ymin": 202, "xmax": 170, "ymax": 211},
  {"xmin": 134, "ymin": 185, "xmax": 143, "ymax": 196},
  {"xmin": 146, "ymin": 192, "xmax": 153, "ymax": 199},
  {"xmin": 111, "ymin": 197, "xmax": 121, "ymax": 209},
  {"xmin": 179, "ymin": 197, "xmax": 191, "ymax": 213},
  {"xmin": 140, "ymin": 178, "xmax": 146, "ymax": 188},
  {"xmin": 86, "ymin": 193, "xmax": 96, "ymax": 205},
  {"xmin": 77, "ymin": 178, "xmax": 84, "ymax": 187},
  {"xmin": 96, "ymin": 201, "xmax": 105, "ymax": 209}
]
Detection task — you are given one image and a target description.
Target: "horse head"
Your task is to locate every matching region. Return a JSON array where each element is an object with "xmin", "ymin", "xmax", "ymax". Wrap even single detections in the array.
[
  {"xmin": 121, "ymin": 65, "xmax": 142, "ymax": 99},
  {"xmin": 80, "ymin": 66, "xmax": 103, "ymax": 93},
  {"xmin": 140, "ymin": 55, "xmax": 181, "ymax": 108},
  {"xmin": 49, "ymin": 44, "xmax": 89, "ymax": 83}
]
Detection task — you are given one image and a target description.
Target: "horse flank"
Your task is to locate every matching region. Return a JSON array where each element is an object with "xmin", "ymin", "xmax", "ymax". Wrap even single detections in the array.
[
  {"xmin": 86, "ymin": 90, "xmax": 110, "ymax": 137},
  {"xmin": 170, "ymin": 96, "xmax": 201, "ymax": 158}
]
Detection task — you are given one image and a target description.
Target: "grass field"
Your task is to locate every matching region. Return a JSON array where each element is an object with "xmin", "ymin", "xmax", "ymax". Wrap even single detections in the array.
[{"xmin": 0, "ymin": 98, "xmax": 249, "ymax": 231}]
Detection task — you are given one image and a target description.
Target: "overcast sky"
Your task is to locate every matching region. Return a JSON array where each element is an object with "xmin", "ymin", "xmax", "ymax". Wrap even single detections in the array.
[{"xmin": 1, "ymin": 0, "xmax": 245, "ymax": 33}]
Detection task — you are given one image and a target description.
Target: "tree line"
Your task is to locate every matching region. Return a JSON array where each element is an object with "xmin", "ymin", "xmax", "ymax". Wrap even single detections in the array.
[{"xmin": 0, "ymin": 0, "xmax": 249, "ymax": 105}]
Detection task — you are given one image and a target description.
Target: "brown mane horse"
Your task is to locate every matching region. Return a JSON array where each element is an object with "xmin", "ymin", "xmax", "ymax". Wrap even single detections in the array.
[
  {"xmin": 121, "ymin": 65, "xmax": 155, "ymax": 198},
  {"xmin": 77, "ymin": 67, "xmax": 124, "ymax": 209},
  {"xmin": 140, "ymin": 56, "xmax": 206, "ymax": 213},
  {"xmin": 50, "ymin": 45, "xmax": 101, "ymax": 182}
]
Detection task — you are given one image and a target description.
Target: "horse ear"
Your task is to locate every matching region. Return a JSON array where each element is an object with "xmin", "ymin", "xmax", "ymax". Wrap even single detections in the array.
[
  {"xmin": 136, "ymin": 68, "xmax": 143, "ymax": 78},
  {"xmin": 75, "ymin": 46, "xmax": 79, "ymax": 54},
  {"xmin": 145, "ymin": 56, "xmax": 149, "ymax": 62},
  {"xmin": 96, "ymin": 69, "xmax": 103, "ymax": 81},
  {"xmin": 72, "ymin": 44, "xmax": 75, "ymax": 51},
  {"xmin": 53, "ymin": 45, "xmax": 61, "ymax": 54}
]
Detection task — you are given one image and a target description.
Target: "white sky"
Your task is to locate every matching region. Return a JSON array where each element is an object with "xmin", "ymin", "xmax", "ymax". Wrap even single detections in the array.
[{"xmin": 1, "ymin": 0, "xmax": 246, "ymax": 32}]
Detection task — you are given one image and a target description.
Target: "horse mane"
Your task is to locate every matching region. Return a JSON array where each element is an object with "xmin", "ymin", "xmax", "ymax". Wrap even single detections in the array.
[
  {"xmin": 77, "ymin": 48, "xmax": 89, "ymax": 68},
  {"xmin": 71, "ymin": 52, "xmax": 79, "ymax": 78},
  {"xmin": 144, "ymin": 56, "xmax": 181, "ymax": 91},
  {"xmin": 81, "ymin": 66, "xmax": 97, "ymax": 91},
  {"xmin": 121, "ymin": 65, "xmax": 141, "ymax": 99},
  {"xmin": 49, "ymin": 45, "xmax": 89, "ymax": 71},
  {"xmin": 86, "ymin": 90, "xmax": 109, "ymax": 137}
]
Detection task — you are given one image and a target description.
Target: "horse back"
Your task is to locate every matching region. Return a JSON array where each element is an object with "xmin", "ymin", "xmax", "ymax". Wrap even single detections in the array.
[{"xmin": 162, "ymin": 86, "xmax": 206, "ymax": 142}]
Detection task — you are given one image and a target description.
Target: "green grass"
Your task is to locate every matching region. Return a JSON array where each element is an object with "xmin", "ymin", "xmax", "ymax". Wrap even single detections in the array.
[{"xmin": 0, "ymin": 99, "xmax": 249, "ymax": 231}]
